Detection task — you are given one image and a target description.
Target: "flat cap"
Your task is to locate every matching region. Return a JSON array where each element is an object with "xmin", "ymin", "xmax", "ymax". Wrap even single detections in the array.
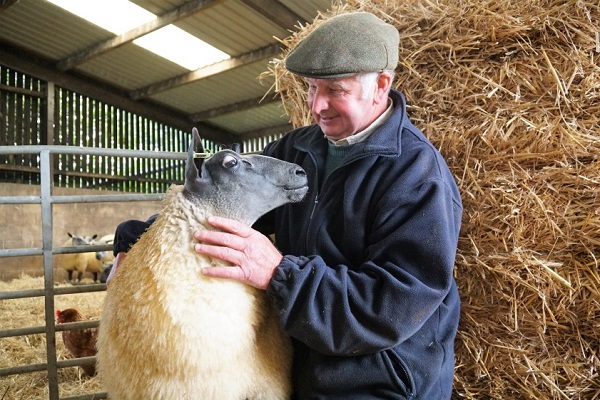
[{"xmin": 285, "ymin": 12, "xmax": 399, "ymax": 79}]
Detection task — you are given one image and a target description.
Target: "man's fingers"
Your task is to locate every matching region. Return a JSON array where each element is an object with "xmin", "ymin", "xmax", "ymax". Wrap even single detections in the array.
[
  {"xmin": 195, "ymin": 242, "xmax": 233, "ymax": 261},
  {"xmin": 194, "ymin": 230, "xmax": 249, "ymax": 254},
  {"xmin": 201, "ymin": 266, "xmax": 244, "ymax": 280},
  {"xmin": 206, "ymin": 216, "xmax": 252, "ymax": 237}
]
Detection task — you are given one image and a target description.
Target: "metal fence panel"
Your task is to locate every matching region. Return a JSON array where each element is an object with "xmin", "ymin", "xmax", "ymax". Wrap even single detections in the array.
[{"xmin": 0, "ymin": 144, "xmax": 186, "ymax": 400}]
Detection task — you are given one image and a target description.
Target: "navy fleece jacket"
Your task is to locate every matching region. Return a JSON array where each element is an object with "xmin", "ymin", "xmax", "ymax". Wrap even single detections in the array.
[{"xmin": 255, "ymin": 89, "xmax": 463, "ymax": 399}]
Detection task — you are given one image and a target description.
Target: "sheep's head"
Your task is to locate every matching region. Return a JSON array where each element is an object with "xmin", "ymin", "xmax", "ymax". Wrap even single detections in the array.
[
  {"xmin": 183, "ymin": 128, "xmax": 308, "ymax": 225},
  {"xmin": 67, "ymin": 233, "xmax": 97, "ymax": 246}
]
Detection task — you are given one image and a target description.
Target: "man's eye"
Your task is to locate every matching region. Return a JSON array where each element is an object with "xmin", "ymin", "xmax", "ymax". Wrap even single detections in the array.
[{"xmin": 222, "ymin": 154, "xmax": 238, "ymax": 169}]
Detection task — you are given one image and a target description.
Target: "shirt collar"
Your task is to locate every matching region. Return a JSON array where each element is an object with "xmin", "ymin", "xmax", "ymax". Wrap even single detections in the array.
[{"xmin": 328, "ymin": 98, "xmax": 394, "ymax": 147}]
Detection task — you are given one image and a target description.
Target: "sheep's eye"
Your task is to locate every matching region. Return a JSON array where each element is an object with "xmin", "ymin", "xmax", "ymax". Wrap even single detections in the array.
[{"xmin": 222, "ymin": 154, "xmax": 238, "ymax": 169}]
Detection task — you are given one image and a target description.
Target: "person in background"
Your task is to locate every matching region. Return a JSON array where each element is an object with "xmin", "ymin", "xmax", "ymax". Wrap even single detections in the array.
[{"xmin": 111, "ymin": 12, "xmax": 463, "ymax": 399}]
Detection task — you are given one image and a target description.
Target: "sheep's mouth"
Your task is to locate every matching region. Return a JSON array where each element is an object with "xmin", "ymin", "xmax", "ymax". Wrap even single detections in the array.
[
  {"xmin": 283, "ymin": 183, "xmax": 308, "ymax": 191},
  {"xmin": 284, "ymin": 185, "xmax": 309, "ymax": 201}
]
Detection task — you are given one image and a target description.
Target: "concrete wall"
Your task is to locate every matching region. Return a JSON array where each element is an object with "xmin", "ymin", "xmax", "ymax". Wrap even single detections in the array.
[{"xmin": 0, "ymin": 183, "xmax": 162, "ymax": 281}]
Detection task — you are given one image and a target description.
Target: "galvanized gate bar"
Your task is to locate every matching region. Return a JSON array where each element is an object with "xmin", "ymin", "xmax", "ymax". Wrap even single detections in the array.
[
  {"xmin": 0, "ymin": 283, "xmax": 108, "ymax": 302},
  {"xmin": 1, "ymin": 320, "xmax": 100, "ymax": 341},
  {"xmin": 40, "ymin": 149, "xmax": 60, "ymax": 399},
  {"xmin": 0, "ymin": 193, "xmax": 165, "ymax": 205},
  {"xmin": 0, "ymin": 248, "xmax": 44, "ymax": 257},
  {"xmin": 0, "ymin": 244, "xmax": 113, "ymax": 259},
  {"xmin": 0, "ymin": 144, "xmax": 186, "ymax": 159},
  {"xmin": 0, "ymin": 195, "xmax": 42, "ymax": 204},
  {"xmin": 0, "ymin": 325, "xmax": 46, "ymax": 340},
  {"xmin": 50, "ymin": 193, "xmax": 165, "ymax": 203}
]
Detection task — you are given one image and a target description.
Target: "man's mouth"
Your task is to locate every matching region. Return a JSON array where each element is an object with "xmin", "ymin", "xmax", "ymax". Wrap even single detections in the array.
[{"xmin": 318, "ymin": 114, "xmax": 337, "ymax": 122}]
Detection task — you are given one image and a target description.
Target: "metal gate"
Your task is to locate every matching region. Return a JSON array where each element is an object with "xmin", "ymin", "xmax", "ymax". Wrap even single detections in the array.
[{"xmin": 0, "ymin": 144, "xmax": 185, "ymax": 400}]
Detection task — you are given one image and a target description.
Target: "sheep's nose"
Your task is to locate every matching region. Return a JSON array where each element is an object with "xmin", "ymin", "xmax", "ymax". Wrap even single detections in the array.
[{"xmin": 295, "ymin": 167, "xmax": 306, "ymax": 177}]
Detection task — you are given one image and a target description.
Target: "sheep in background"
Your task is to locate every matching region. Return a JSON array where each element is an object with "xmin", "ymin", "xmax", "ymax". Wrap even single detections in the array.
[
  {"xmin": 54, "ymin": 233, "xmax": 98, "ymax": 283},
  {"xmin": 82, "ymin": 251, "xmax": 106, "ymax": 283},
  {"xmin": 99, "ymin": 263, "xmax": 113, "ymax": 284},
  {"xmin": 97, "ymin": 129, "xmax": 308, "ymax": 399},
  {"xmin": 93, "ymin": 234, "xmax": 116, "ymax": 283}
]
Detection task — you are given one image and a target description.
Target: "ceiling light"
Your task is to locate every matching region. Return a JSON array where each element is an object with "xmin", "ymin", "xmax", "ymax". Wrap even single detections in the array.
[{"xmin": 47, "ymin": 0, "xmax": 230, "ymax": 70}]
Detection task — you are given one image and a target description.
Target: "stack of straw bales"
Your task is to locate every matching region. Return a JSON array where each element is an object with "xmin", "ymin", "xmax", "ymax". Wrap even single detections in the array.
[{"xmin": 266, "ymin": 0, "xmax": 600, "ymax": 398}]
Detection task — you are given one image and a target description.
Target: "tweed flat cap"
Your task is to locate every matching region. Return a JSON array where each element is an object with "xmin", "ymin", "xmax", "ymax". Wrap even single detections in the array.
[{"xmin": 285, "ymin": 12, "xmax": 399, "ymax": 79}]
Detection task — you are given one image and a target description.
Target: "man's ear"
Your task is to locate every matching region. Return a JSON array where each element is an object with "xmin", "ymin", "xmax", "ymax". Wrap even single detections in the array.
[{"xmin": 375, "ymin": 72, "xmax": 393, "ymax": 103}]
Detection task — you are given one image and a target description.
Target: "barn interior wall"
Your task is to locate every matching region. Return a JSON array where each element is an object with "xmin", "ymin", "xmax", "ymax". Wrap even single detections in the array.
[{"xmin": 0, "ymin": 182, "xmax": 161, "ymax": 281}]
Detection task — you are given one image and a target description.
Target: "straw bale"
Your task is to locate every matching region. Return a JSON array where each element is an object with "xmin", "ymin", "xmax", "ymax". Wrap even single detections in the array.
[
  {"xmin": 266, "ymin": 0, "xmax": 600, "ymax": 398},
  {"xmin": 0, "ymin": 275, "xmax": 104, "ymax": 399}
]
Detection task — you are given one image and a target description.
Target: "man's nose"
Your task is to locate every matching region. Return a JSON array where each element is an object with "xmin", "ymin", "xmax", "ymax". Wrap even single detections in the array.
[{"xmin": 310, "ymin": 92, "xmax": 328, "ymax": 114}]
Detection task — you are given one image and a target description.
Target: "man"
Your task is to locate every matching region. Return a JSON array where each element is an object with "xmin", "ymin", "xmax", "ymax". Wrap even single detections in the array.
[{"xmin": 113, "ymin": 12, "xmax": 462, "ymax": 399}]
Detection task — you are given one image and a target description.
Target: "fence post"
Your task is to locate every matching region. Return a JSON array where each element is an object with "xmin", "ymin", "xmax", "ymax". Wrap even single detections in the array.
[{"xmin": 40, "ymin": 149, "xmax": 59, "ymax": 400}]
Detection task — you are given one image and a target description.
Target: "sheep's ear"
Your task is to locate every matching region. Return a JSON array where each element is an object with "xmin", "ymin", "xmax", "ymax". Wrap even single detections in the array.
[
  {"xmin": 186, "ymin": 127, "xmax": 206, "ymax": 181},
  {"xmin": 184, "ymin": 128, "xmax": 213, "ymax": 198}
]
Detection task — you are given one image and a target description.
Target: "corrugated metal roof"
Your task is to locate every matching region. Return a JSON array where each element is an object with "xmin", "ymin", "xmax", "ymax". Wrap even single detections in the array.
[
  {"xmin": 150, "ymin": 61, "xmax": 272, "ymax": 112},
  {"xmin": 280, "ymin": 0, "xmax": 336, "ymax": 22},
  {"xmin": 0, "ymin": 1, "xmax": 113, "ymax": 60},
  {"xmin": 77, "ymin": 44, "xmax": 189, "ymax": 90},
  {"xmin": 209, "ymin": 102, "xmax": 291, "ymax": 133},
  {"xmin": 0, "ymin": 0, "xmax": 340, "ymax": 142},
  {"xmin": 175, "ymin": 0, "xmax": 291, "ymax": 55}
]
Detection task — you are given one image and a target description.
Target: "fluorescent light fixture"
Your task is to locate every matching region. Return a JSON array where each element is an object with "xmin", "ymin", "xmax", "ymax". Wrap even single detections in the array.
[
  {"xmin": 134, "ymin": 25, "xmax": 230, "ymax": 70},
  {"xmin": 47, "ymin": 0, "xmax": 230, "ymax": 70},
  {"xmin": 47, "ymin": 0, "xmax": 155, "ymax": 34}
]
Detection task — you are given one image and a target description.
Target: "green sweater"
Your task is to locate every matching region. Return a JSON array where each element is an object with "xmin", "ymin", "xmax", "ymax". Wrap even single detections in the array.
[{"xmin": 324, "ymin": 143, "xmax": 351, "ymax": 178}]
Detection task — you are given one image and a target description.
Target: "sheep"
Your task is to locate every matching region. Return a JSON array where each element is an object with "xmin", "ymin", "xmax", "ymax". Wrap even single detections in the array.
[
  {"xmin": 74, "ymin": 235, "xmax": 115, "ymax": 283},
  {"xmin": 97, "ymin": 128, "xmax": 308, "ymax": 400},
  {"xmin": 92, "ymin": 234, "xmax": 116, "ymax": 283},
  {"xmin": 99, "ymin": 263, "xmax": 112, "ymax": 284},
  {"xmin": 94, "ymin": 234, "xmax": 115, "ymax": 263},
  {"xmin": 54, "ymin": 233, "xmax": 98, "ymax": 283},
  {"xmin": 82, "ymin": 251, "xmax": 106, "ymax": 283}
]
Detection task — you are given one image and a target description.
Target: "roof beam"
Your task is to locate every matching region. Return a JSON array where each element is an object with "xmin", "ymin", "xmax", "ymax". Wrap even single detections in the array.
[
  {"xmin": 57, "ymin": 0, "xmax": 223, "ymax": 71},
  {"xmin": 238, "ymin": 123, "xmax": 294, "ymax": 140},
  {"xmin": 0, "ymin": 43, "xmax": 236, "ymax": 144},
  {"xmin": 130, "ymin": 43, "xmax": 281, "ymax": 100},
  {"xmin": 239, "ymin": 0, "xmax": 306, "ymax": 30},
  {"xmin": 191, "ymin": 95, "xmax": 280, "ymax": 121}
]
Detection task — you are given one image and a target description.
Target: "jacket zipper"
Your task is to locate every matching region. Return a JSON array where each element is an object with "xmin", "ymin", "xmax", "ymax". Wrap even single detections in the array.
[
  {"xmin": 309, "ymin": 192, "xmax": 319, "ymax": 220},
  {"xmin": 298, "ymin": 142, "xmax": 389, "ymax": 251},
  {"xmin": 299, "ymin": 145, "xmax": 321, "ymax": 251}
]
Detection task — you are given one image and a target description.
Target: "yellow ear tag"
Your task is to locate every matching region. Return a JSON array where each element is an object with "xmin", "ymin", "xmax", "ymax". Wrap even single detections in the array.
[{"xmin": 193, "ymin": 151, "xmax": 212, "ymax": 159}]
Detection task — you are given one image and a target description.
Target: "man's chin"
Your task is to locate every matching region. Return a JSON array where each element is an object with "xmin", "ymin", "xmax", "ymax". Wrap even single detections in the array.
[
  {"xmin": 322, "ymin": 132, "xmax": 341, "ymax": 141},
  {"xmin": 323, "ymin": 130, "xmax": 352, "ymax": 142},
  {"xmin": 319, "ymin": 125, "xmax": 343, "ymax": 139}
]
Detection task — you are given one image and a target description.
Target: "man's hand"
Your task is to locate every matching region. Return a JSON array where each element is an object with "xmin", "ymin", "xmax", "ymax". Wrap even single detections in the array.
[
  {"xmin": 106, "ymin": 252, "xmax": 126, "ymax": 286},
  {"xmin": 194, "ymin": 216, "xmax": 282, "ymax": 290}
]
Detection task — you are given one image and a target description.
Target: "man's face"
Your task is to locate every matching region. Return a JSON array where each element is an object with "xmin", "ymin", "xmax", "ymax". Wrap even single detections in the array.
[{"xmin": 306, "ymin": 75, "xmax": 382, "ymax": 141}]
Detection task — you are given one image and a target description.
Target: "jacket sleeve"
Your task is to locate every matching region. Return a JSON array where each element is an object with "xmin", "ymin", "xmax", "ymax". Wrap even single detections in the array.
[
  {"xmin": 113, "ymin": 214, "xmax": 158, "ymax": 255},
  {"xmin": 267, "ymin": 177, "xmax": 462, "ymax": 356}
]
